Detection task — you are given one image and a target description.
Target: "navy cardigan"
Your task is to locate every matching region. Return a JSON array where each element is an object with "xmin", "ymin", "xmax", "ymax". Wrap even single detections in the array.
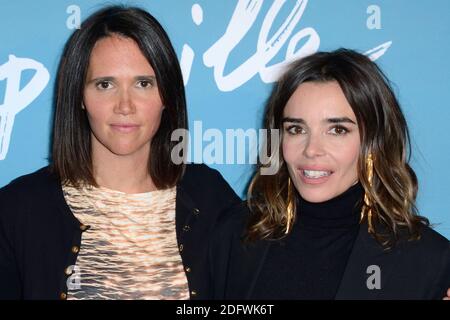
[{"xmin": 0, "ymin": 164, "xmax": 241, "ymax": 300}]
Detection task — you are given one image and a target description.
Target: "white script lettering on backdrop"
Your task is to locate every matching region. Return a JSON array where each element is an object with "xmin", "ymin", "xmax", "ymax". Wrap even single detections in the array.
[
  {"xmin": 201, "ymin": 0, "xmax": 392, "ymax": 92},
  {"xmin": 0, "ymin": 55, "xmax": 50, "ymax": 160},
  {"xmin": 1, "ymin": 1, "xmax": 391, "ymax": 160}
]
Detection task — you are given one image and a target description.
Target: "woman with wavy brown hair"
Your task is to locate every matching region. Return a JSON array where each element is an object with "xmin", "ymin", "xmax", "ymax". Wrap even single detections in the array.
[{"xmin": 211, "ymin": 49, "xmax": 450, "ymax": 300}]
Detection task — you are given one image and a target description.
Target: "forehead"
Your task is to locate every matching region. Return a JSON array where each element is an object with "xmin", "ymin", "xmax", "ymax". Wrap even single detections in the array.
[
  {"xmin": 87, "ymin": 35, "xmax": 154, "ymax": 74},
  {"xmin": 283, "ymin": 81, "xmax": 356, "ymax": 121}
]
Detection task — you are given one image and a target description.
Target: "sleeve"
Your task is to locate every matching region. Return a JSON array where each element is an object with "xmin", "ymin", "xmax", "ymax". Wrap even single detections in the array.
[
  {"xmin": 208, "ymin": 200, "xmax": 248, "ymax": 299},
  {"xmin": 0, "ymin": 187, "xmax": 23, "ymax": 299},
  {"xmin": 433, "ymin": 244, "xmax": 450, "ymax": 299}
]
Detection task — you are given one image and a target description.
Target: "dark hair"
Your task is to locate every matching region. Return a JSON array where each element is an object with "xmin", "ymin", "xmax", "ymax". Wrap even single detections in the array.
[
  {"xmin": 247, "ymin": 49, "xmax": 429, "ymax": 246},
  {"xmin": 51, "ymin": 5, "xmax": 187, "ymax": 189}
]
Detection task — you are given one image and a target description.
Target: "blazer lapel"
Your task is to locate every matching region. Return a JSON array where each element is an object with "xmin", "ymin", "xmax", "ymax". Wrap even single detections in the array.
[
  {"xmin": 335, "ymin": 221, "xmax": 398, "ymax": 299},
  {"xmin": 243, "ymin": 240, "xmax": 271, "ymax": 299}
]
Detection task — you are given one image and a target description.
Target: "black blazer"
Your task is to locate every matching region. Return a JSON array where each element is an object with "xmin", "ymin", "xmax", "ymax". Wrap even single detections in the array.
[
  {"xmin": 210, "ymin": 205, "xmax": 450, "ymax": 300},
  {"xmin": 0, "ymin": 164, "xmax": 241, "ymax": 300}
]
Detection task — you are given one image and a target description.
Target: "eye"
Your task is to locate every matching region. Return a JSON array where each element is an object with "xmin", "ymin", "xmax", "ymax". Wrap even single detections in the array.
[
  {"xmin": 285, "ymin": 125, "xmax": 306, "ymax": 135},
  {"xmin": 136, "ymin": 79, "xmax": 155, "ymax": 88},
  {"xmin": 95, "ymin": 81, "xmax": 113, "ymax": 90},
  {"xmin": 329, "ymin": 125, "xmax": 349, "ymax": 135}
]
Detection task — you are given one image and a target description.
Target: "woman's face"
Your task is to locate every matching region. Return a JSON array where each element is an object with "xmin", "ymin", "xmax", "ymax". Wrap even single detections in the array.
[
  {"xmin": 83, "ymin": 35, "xmax": 164, "ymax": 161},
  {"xmin": 282, "ymin": 81, "xmax": 360, "ymax": 203}
]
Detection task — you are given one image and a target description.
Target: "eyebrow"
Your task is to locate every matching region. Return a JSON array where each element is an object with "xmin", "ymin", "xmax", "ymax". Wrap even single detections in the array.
[
  {"xmin": 86, "ymin": 75, "xmax": 156, "ymax": 84},
  {"xmin": 281, "ymin": 117, "xmax": 356, "ymax": 125},
  {"xmin": 326, "ymin": 117, "xmax": 356, "ymax": 125},
  {"xmin": 282, "ymin": 117, "xmax": 306, "ymax": 124}
]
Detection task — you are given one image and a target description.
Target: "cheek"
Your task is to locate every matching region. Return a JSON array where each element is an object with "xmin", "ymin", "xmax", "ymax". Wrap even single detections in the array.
[
  {"xmin": 335, "ymin": 139, "xmax": 360, "ymax": 176},
  {"xmin": 83, "ymin": 87, "xmax": 113, "ymax": 107},
  {"xmin": 85, "ymin": 105, "xmax": 109, "ymax": 125},
  {"xmin": 144, "ymin": 104, "xmax": 164, "ymax": 123},
  {"xmin": 84, "ymin": 95, "xmax": 101, "ymax": 107},
  {"xmin": 142, "ymin": 106, "xmax": 165, "ymax": 137},
  {"xmin": 282, "ymin": 137, "xmax": 299, "ymax": 171},
  {"xmin": 138, "ymin": 94, "xmax": 164, "ymax": 117},
  {"xmin": 83, "ymin": 94, "xmax": 109, "ymax": 125}
]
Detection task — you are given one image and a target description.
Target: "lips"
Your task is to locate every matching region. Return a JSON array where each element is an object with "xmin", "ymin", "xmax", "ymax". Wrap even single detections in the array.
[
  {"xmin": 110, "ymin": 123, "xmax": 140, "ymax": 133},
  {"xmin": 303, "ymin": 169, "xmax": 331, "ymax": 178},
  {"xmin": 297, "ymin": 166, "xmax": 334, "ymax": 185}
]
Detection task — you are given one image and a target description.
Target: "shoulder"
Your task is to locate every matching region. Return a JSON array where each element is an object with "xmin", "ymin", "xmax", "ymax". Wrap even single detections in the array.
[
  {"xmin": 0, "ymin": 166, "xmax": 62, "ymax": 240},
  {"xmin": 382, "ymin": 224, "xmax": 450, "ymax": 277},
  {"xmin": 176, "ymin": 164, "xmax": 244, "ymax": 235},
  {"xmin": 364, "ymin": 223, "xmax": 450, "ymax": 261},
  {"xmin": 359, "ymin": 221, "xmax": 450, "ymax": 274},
  {"xmin": 0, "ymin": 166, "xmax": 57, "ymax": 199},
  {"xmin": 406, "ymin": 225, "xmax": 450, "ymax": 255},
  {"xmin": 0, "ymin": 166, "xmax": 60, "ymax": 215},
  {"xmin": 396, "ymin": 225, "xmax": 450, "ymax": 296},
  {"xmin": 179, "ymin": 163, "xmax": 241, "ymax": 203},
  {"xmin": 181, "ymin": 163, "xmax": 225, "ymax": 185}
]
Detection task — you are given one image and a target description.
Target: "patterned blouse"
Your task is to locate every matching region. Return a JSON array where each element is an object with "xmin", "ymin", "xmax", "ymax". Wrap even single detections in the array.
[{"xmin": 62, "ymin": 184, "xmax": 189, "ymax": 300}]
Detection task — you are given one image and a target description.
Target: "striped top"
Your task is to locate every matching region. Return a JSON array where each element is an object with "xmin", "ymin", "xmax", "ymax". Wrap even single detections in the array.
[{"xmin": 62, "ymin": 184, "xmax": 189, "ymax": 300}]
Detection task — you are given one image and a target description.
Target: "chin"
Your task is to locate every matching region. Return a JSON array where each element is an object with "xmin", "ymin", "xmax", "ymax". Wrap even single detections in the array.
[
  {"xmin": 107, "ymin": 144, "xmax": 144, "ymax": 157},
  {"xmin": 298, "ymin": 190, "xmax": 335, "ymax": 203},
  {"xmin": 295, "ymin": 181, "xmax": 338, "ymax": 203}
]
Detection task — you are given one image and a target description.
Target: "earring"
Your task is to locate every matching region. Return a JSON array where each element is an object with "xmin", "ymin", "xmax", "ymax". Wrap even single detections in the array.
[
  {"xmin": 361, "ymin": 153, "xmax": 374, "ymax": 233},
  {"xmin": 285, "ymin": 177, "xmax": 294, "ymax": 234}
]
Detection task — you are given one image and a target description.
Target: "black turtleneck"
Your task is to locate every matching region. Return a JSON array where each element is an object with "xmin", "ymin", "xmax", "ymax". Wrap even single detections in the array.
[{"xmin": 252, "ymin": 182, "xmax": 364, "ymax": 300}]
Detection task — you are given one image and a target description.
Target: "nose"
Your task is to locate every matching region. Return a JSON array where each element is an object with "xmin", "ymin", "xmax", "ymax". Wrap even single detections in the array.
[
  {"xmin": 114, "ymin": 88, "xmax": 135, "ymax": 115},
  {"xmin": 302, "ymin": 132, "xmax": 326, "ymax": 158}
]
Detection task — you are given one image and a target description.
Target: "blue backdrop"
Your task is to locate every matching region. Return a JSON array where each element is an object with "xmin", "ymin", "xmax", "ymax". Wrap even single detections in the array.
[{"xmin": 0, "ymin": 0, "xmax": 449, "ymax": 238}]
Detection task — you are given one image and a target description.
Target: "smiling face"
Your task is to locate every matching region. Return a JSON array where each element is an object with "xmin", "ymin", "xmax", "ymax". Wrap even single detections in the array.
[
  {"xmin": 83, "ymin": 35, "xmax": 164, "ymax": 163},
  {"xmin": 282, "ymin": 81, "xmax": 361, "ymax": 203}
]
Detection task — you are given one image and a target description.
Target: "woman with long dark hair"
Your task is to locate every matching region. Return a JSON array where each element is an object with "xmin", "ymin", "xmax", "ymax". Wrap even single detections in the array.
[
  {"xmin": 0, "ymin": 6, "xmax": 240, "ymax": 300},
  {"xmin": 212, "ymin": 49, "xmax": 450, "ymax": 299}
]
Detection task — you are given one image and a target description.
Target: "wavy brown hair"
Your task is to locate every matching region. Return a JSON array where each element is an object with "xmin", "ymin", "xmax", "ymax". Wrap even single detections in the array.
[{"xmin": 246, "ymin": 49, "xmax": 429, "ymax": 246}]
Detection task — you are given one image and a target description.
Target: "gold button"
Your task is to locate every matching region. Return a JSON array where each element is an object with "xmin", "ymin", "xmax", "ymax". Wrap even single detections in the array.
[
  {"xmin": 191, "ymin": 290, "xmax": 197, "ymax": 296},
  {"xmin": 71, "ymin": 246, "xmax": 79, "ymax": 254},
  {"xmin": 80, "ymin": 224, "xmax": 90, "ymax": 232},
  {"xmin": 185, "ymin": 267, "xmax": 191, "ymax": 273},
  {"xmin": 179, "ymin": 244, "xmax": 184, "ymax": 252},
  {"xmin": 183, "ymin": 225, "xmax": 190, "ymax": 232},
  {"xmin": 60, "ymin": 292, "xmax": 67, "ymax": 300},
  {"xmin": 193, "ymin": 208, "xmax": 200, "ymax": 215},
  {"xmin": 64, "ymin": 266, "xmax": 72, "ymax": 276}
]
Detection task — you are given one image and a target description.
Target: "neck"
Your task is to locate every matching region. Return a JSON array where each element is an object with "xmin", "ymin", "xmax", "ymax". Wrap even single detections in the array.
[
  {"xmin": 91, "ymin": 142, "xmax": 156, "ymax": 194},
  {"xmin": 297, "ymin": 183, "xmax": 364, "ymax": 229}
]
